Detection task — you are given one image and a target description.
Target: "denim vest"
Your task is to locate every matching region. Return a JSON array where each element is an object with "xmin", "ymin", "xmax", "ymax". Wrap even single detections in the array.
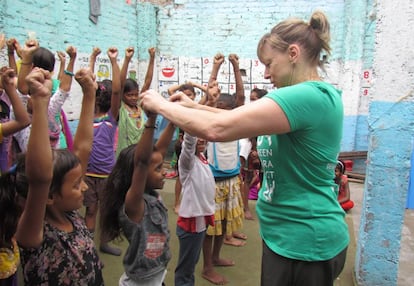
[{"xmin": 119, "ymin": 193, "xmax": 171, "ymax": 281}]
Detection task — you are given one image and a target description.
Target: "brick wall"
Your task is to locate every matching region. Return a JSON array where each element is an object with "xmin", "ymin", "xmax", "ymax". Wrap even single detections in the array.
[{"xmin": 0, "ymin": 0, "xmax": 375, "ymax": 151}]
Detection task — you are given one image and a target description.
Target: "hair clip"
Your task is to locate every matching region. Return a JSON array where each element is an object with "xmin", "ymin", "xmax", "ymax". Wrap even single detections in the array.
[{"xmin": 8, "ymin": 163, "xmax": 17, "ymax": 174}]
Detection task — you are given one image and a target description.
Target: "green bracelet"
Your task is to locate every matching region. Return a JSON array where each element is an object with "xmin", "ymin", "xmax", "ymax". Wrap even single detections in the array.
[{"xmin": 64, "ymin": 70, "xmax": 75, "ymax": 77}]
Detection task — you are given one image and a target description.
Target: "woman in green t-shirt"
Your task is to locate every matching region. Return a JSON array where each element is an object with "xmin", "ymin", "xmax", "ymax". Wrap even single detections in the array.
[{"xmin": 139, "ymin": 10, "xmax": 349, "ymax": 286}]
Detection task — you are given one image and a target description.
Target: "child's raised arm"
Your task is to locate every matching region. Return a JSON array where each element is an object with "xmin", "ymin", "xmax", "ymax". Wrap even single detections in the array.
[
  {"xmin": 0, "ymin": 34, "xmax": 4, "ymax": 50},
  {"xmin": 124, "ymin": 114, "xmax": 157, "ymax": 223},
  {"xmin": 16, "ymin": 68, "xmax": 53, "ymax": 248},
  {"xmin": 56, "ymin": 51, "xmax": 66, "ymax": 81},
  {"xmin": 17, "ymin": 39, "xmax": 39, "ymax": 95},
  {"xmin": 6, "ymin": 38, "xmax": 18, "ymax": 73},
  {"xmin": 208, "ymin": 53, "xmax": 224, "ymax": 84},
  {"xmin": 0, "ymin": 68, "xmax": 31, "ymax": 138},
  {"xmin": 155, "ymin": 121, "xmax": 175, "ymax": 158},
  {"xmin": 72, "ymin": 69, "xmax": 97, "ymax": 175},
  {"xmin": 59, "ymin": 46, "xmax": 77, "ymax": 92},
  {"xmin": 108, "ymin": 47, "xmax": 122, "ymax": 119},
  {"xmin": 229, "ymin": 53, "xmax": 245, "ymax": 107},
  {"xmin": 120, "ymin": 46, "xmax": 134, "ymax": 89},
  {"xmin": 88, "ymin": 47, "xmax": 101, "ymax": 74},
  {"xmin": 140, "ymin": 47, "xmax": 156, "ymax": 93}
]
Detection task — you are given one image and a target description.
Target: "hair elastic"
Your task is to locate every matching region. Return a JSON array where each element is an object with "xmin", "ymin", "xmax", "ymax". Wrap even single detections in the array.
[
  {"xmin": 64, "ymin": 70, "xmax": 74, "ymax": 77},
  {"xmin": 8, "ymin": 163, "xmax": 17, "ymax": 174},
  {"xmin": 337, "ymin": 160, "xmax": 345, "ymax": 173}
]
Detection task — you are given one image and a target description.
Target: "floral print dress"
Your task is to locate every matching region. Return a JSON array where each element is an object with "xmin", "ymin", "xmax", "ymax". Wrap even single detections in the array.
[{"xmin": 19, "ymin": 211, "xmax": 104, "ymax": 285}]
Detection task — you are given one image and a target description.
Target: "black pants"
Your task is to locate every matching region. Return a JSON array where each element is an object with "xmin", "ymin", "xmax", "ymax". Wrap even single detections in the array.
[{"xmin": 261, "ymin": 241, "xmax": 347, "ymax": 286}]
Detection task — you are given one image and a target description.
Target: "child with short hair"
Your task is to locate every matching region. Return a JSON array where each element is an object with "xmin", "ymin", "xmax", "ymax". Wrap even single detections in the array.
[
  {"xmin": 14, "ymin": 67, "xmax": 103, "ymax": 285},
  {"xmin": 201, "ymin": 53, "xmax": 246, "ymax": 285},
  {"xmin": 165, "ymin": 82, "xmax": 205, "ymax": 213},
  {"xmin": 174, "ymin": 131, "xmax": 215, "ymax": 286},
  {"xmin": 100, "ymin": 113, "xmax": 176, "ymax": 285}
]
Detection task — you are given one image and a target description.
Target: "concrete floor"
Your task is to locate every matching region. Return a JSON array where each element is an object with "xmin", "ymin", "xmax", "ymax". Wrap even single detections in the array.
[
  {"xmin": 17, "ymin": 178, "xmax": 413, "ymax": 285},
  {"xmin": 99, "ymin": 179, "xmax": 358, "ymax": 286},
  {"xmin": 14, "ymin": 173, "xmax": 414, "ymax": 286},
  {"xmin": 97, "ymin": 179, "xmax": 414, "ymax": 286}
]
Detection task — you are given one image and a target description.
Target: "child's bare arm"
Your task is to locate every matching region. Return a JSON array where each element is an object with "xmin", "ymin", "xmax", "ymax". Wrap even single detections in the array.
[
  {"xmin": 338, "ymin": 177, "xmax": 351, "ymax": 203},
  {"xmin": 0, "ymin": 34, "xmax": 4, "ymax": 50},
  {"xmin": 59, "ymin": 46, "xmax": 77, "ymax": 92},
  {"xmin": 140, "ymin": 47, "xmax": 156, "ymax": 93},
  {"xmin": 108, "ymin": 47, "xmax": 121, "ymax": 119},
  {"xmin": 191, "ymin": 81, "xmax": 207, "ymax": 93},
  {"xmin": 155, "ymin": 121, "xmax": 175, "ymax": 158},
  {"xmin": 208, "ymin": 53, "xmax": 224, "ymax": 83},
  {"xmin": 0, "ymin": 68, "xmax": 31, "ymax": 137},
  {"xmin": 16, "ymin": 68, "xmax": 53, "ymax": 248},
  {"xmin": 229, "ymin": 53, "xmax": 245, "ymax": 107},
  {"xmin": 125, "ymin": 115, "xmax": 157, "ymax": 223},
  {"xmin": 56, "ymin": 51, "xmax": 66, "ymax": 81},
  {"xmin": 203, "ymin": 54, "xmax": 224, "ymax": 108},
  {"xmin": 89, "ymin": 47, "xmax": 101, "ymax": 74},
  {"xmin": 6, "ymin": 38, "xmax": 18, "ymax": 73},
  {"xmin": 72, "ymin": 69, "xmax": 97, "ymax": 175},
  {"xmin": 17, "ymin": 39, "xmax": 39, "ymax": 94},
  {"xmin": 167, "ymin": 83, "xmax": 180, "ymax": 96},
  {"xmin": 205, "ymin": 80, "xmax": 220, "ymax": 108},
  {"xmin": 120, "ymin": 46, "xmax": 134, "ymax": 89}
]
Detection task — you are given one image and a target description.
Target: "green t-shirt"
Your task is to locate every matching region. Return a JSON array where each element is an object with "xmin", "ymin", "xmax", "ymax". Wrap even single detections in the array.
[
  {"xmin": 116, "ymin": 102, "xmax": 145, "ymax": 157},
  {"xmin": 256, "ymin": 81, "xmax": 349, "ymax": 261}
]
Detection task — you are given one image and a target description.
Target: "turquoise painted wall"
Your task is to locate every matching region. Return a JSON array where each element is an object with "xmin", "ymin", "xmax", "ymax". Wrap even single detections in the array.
[
  {"xmin": 5, "ymin": 1, "xmax": 414, "ymax": 285},
  {"xmin": 355, "ymin": 101, "xmax": 414, "ymax": 285},
  {"xmin": 0, "ymin": 0, "xmax": 157, "ymax": 60},
  {"xmin": 157, "ymin": 0, "xmax": 347, "ymax": 60},
  {"xmin": 0, "ymin": 0, "xmax": 374, "ymax": 153}
]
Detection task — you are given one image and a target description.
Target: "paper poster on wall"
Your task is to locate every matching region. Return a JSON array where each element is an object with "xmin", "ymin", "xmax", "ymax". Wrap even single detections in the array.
[
  {"xmin": 250, "ymin": 58, "xmax": 266, "ymax": 82},
  {"xmin": 178, "ymin": 57, "xmax": 202, "ymax": 82},
  {"xmin": 158, "ymin": 81, "xmax": 175, "ymax": 99},
  {"xmin": 159, "ymin": 55, "xmax": 179, "ymax": 81},
  {"xmin": 59, "ymin": 54, "xmax": 274, "ymax": 120},
  {"xmin": 60, "ymin": 53, "xmax": 137, "ymax": 120},
  {"xmin": 201, "ymin": 56, "xmax": 230, "ymax": 83}
]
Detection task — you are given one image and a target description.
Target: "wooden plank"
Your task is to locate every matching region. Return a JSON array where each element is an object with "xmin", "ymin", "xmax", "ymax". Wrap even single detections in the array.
[
  {"xmin": 348, "ymin": 177, "xmax": 365, "ymax": 184},
  {"xmin": 339, "ymin": 151, "xmax": 368, "ymax": 160},
  {"xmin": 347, "ymin": 172, "xmax": 366, "ymax": 179}
]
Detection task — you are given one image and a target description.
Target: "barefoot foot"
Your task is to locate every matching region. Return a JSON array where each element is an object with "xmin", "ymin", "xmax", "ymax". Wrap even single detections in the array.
[
  {"xmin": 202, "ymin": 269, "xmax": 228, "ymax": 285},
  {"xmin": 233, "ymin": 232, "xmax": 247, "ymax": 240},
  {"xmin": 223, "ymin": 237, "xmax": 246, "ymax": 247},
  {"xmin": 244, "ymin": 209, "xmax": 254, "ymax": 220},
  {"xmin": 100, "ymin": 243, "xmax": 122, "ymax": 256},
  {"xmin": 213, "ymin": 257, "xmax": 235, "ymax": 267}
]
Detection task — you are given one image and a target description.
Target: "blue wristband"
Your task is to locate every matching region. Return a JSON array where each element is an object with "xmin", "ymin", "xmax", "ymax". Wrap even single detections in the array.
[{"xmin": 64, "ymin": 70, "xmax": 75, "ymax": 77}]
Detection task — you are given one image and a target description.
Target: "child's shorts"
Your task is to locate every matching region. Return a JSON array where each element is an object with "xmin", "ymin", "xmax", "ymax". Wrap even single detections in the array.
[{"xmin": 83, "ymin": 176, "xmax": 107, "ymax": 207}]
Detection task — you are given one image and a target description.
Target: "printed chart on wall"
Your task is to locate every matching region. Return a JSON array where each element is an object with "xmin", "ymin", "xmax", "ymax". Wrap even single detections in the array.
[
  {"xmin": 157, "ymin": 55, "xmax": 274, "ymax": 103},
  {"xmin": 58, "ymin": 53, "xmax": 138, "ymax": 120}
]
